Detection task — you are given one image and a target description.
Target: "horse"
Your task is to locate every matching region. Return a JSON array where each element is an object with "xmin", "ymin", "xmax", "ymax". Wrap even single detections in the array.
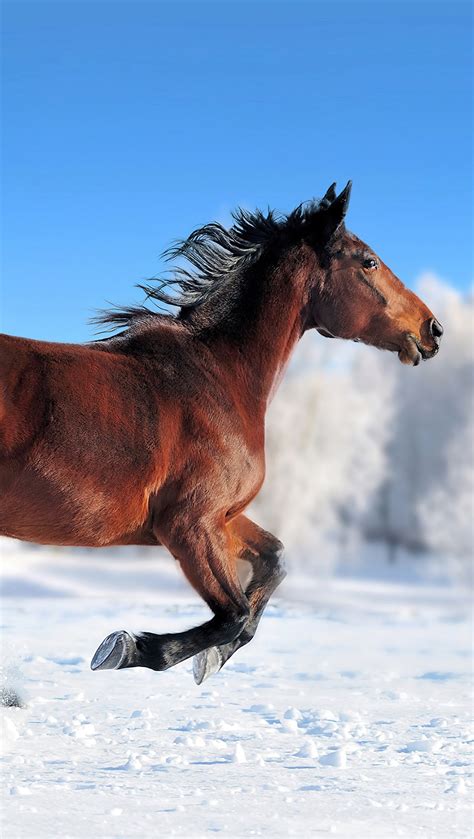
[{"xmin": 0, "ymin": 182, "xmax": 443, "ymax": 684}]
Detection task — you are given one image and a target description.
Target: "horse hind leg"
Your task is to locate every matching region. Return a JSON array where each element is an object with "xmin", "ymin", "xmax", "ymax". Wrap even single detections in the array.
[
  {"xmin": 193, "ymin": 518, "xmax": 286, "ymax": 684},
  {"xmin": 192, "ymin": 548, "xmax": 285, "ymax": 684},
  {"xmin": 91, "ymin": 520, "xmax": 250, "ymax": 673}
]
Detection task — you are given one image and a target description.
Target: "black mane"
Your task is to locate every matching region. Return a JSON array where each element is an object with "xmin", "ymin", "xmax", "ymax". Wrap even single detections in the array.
[{"xmin": 94, "ymin": 196, "xmax": 332, "ymax": 331}]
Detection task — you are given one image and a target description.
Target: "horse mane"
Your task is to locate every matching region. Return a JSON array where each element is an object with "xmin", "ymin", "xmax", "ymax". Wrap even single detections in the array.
[{"xmin": 94, "ymin": 196, "xmax": 331, "ymax": 332}]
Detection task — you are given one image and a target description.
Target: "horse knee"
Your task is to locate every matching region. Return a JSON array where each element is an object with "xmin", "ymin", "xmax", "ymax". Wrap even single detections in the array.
[{"xmin": 270, "ymin": 540, "xmax": 287, "ymax": 583}]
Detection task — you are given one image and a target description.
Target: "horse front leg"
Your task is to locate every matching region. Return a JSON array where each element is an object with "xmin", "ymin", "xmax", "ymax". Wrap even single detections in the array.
[
  {"xmin": 90, "ymin": 515, "xmax": 250, "ymax": 673},
  {"xmin": 193, "ymin": 515, "xmax": 286, "ymax": 684}
]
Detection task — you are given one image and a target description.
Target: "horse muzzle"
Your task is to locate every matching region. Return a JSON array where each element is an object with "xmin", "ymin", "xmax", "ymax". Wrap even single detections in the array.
[{"xmin": 398, "ymin": 321, "xmax": 443, "ymax": 366}]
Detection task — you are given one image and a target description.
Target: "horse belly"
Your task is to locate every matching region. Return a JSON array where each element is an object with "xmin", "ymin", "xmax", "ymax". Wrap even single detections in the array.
[{"xmin": 0, "ymin": 453, "xmax": 157, "ymax": 547}]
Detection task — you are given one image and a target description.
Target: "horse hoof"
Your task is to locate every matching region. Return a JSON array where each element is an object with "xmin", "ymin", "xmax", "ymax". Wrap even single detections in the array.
[
  {"xmin": 193, "ymin": 646, "xmax": 223, "ymax": 685},
  {"xmin": 91, "ymin": 630, "xmax": 135, "ymax": 671}
]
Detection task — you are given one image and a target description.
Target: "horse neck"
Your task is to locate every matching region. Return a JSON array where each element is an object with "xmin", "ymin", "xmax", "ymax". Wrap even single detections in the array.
[{"xmin": 189, "ymin": 244, "xmax": 317, "ymax": 412}]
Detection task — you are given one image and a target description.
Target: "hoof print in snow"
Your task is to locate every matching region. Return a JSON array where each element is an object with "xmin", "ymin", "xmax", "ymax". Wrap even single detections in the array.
[
  {"xmin": 319, "ymin": 748, "xmax": 347, "ymax": 768},
  {"xmin": 91, "ymin": 630, "xmax": 135, "ymax": 671}
]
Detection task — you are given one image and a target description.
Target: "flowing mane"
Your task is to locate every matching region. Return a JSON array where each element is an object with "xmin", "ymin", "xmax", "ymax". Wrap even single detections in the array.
[{"xmin": 94, "ymin": 196, "xmax": 332, "ymax": 331}]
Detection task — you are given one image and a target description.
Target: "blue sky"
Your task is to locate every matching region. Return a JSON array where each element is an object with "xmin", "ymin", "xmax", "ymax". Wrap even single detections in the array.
[{"xmin": 2, "ymin": 0, "xmax": 472, "ymax": 343}]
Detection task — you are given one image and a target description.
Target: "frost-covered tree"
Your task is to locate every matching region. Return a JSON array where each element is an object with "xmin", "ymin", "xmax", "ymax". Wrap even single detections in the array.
[
  {"xmin": 418, "ymin": 404, "xmax": 473, "ymax": 583},
  {"xmin": 364, "ymin": 274, "xmax": 473, "ymax": 571}
]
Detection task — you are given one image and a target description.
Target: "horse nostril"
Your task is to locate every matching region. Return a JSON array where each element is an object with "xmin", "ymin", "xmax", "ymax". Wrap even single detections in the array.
[{"xmin": 429, "ymin": 318, "xmax": 444, "ymax": 340}]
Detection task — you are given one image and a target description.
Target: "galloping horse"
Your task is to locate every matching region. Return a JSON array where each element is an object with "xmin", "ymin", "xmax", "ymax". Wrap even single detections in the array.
[{"xmin": 0, "ymin": 182, "xmax": 442, "ymax": 683}]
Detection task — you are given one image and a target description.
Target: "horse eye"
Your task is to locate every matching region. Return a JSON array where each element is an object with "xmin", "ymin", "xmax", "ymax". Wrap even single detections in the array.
[{"xmin": 363, "ymin": 257, "xmax": 378, "ymax": 269}]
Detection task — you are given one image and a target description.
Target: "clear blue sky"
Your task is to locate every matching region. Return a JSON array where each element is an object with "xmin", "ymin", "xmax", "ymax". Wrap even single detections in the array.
[{"xmin": 1, "ymin": 0, "xmax": 472, "ymax": 343}]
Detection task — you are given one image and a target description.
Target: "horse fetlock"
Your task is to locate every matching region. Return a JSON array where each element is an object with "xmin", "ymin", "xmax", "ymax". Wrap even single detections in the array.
[
  {"xmin": 235, "ymin": 625, "xmax": 255, "ymax": 648},
  {"xmin": 218, "ymin": 611, "xmax": 249, "ymax": 644}
]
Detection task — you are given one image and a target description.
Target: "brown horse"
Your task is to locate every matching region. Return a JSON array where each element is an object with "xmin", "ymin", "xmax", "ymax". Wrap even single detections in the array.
[{"xmin": 0, "ymin": 182, "xmax": 442, "ymax": 683}]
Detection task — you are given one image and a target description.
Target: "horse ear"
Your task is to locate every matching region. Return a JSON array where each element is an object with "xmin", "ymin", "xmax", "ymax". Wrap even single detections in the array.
[
  {"xmin": 334, "ymin": 180, "xmax": 352, "ymax": 217},
  {"xmin": 322, "ymin": 180, "xmax": 352, "ymax": 237},
  {"xmin": 322, "ymin": 182, "xmax": 337, "ymax": 203}
]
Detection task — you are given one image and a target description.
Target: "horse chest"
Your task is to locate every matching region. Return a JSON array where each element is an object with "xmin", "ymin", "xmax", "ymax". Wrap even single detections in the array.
[{"xmin": 222, "ymin": 444, "xmax": 265, "ymax": 514}]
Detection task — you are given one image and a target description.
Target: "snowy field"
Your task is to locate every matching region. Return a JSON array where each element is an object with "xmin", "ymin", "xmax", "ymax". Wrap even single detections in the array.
[{"xmin": 0, "ymin": 540, "xmax": 472, "ymax": 839}]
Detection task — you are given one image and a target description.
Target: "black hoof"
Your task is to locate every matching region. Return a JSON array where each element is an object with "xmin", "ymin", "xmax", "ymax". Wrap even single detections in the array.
[
  {"xmin": 193, "ymin": 646, "xmax": 223, "ymax": 685},
  {"xmin": 91, "ymin": 630, "xmax": 136, "ymax": 671}
]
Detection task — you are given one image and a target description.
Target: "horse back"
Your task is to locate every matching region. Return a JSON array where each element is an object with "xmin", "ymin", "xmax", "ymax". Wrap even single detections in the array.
[{"xmin": 0, "ymin": 331, "xmax": 170, "ymax": 462}]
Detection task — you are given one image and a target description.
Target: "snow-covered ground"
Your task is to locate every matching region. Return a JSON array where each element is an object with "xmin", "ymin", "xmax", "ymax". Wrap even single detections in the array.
[{"xmin": 0, "ymin": 540, "xmax": 472, "ymax": 838}]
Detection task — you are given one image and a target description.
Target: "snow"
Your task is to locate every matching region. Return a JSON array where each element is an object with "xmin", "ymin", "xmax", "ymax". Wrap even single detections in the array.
[{"xmin": 0, "ymin": 540, "xmax": 472, "ymax": 838}]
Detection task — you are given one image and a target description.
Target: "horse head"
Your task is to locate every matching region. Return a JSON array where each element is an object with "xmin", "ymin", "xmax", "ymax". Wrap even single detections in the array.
[{"xmin": 309, "ymin": 182, "xmax": 443, "ymax": 366}]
